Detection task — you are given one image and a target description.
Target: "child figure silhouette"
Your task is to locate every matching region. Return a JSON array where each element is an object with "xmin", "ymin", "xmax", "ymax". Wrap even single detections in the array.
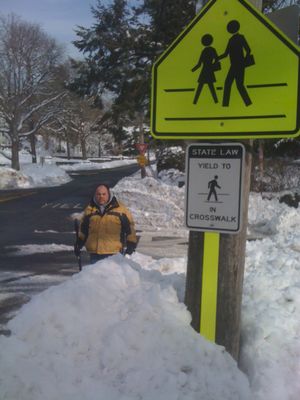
[{"xmin": 192, "ymin": 34, "xmax": 220, "ymax": 105}]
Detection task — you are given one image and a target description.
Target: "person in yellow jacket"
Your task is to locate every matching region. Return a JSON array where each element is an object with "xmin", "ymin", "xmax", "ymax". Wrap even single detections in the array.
[{"xmin": 74, "ymin": 184, "xmax": 137, "ymax": 264}]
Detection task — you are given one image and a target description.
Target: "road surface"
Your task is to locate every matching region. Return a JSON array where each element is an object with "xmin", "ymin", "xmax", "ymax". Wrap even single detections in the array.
[{"xmin": 0, "ymin": 164, "xmax": 139, "ymax": 334}]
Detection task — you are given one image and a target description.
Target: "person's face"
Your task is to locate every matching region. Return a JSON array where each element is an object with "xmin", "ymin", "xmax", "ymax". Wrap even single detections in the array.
[{"xmin": 95, "ymin": 185, "xmax": 110, "ymax": 205}]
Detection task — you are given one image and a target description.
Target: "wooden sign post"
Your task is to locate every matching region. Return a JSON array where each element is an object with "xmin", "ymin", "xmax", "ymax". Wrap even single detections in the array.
[{"xmin": 150, "ymin": 0, "xmax": 300, "ymax": 361}]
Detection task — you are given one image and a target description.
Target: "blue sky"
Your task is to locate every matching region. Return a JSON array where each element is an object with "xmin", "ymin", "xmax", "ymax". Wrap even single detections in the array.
[{"xmin": 0, "ymin": 0, "xmax": 102, "ymax": 58}]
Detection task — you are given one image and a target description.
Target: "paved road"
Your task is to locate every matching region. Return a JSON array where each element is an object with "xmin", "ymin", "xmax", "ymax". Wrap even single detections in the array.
[{"xmin": 0, "ymin": 164, "xmax": 140, "ymax": 334}]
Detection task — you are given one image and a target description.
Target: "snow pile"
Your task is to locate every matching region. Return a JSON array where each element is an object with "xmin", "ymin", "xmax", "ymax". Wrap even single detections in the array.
[
  {"xmin": 0, "ymin": 256, "xmax": 251, "ymax": 400},
  {"xmin": 131, "ymin": 253, "xmax": 187, "ymax": 302},
  {"xmin": 241, "ymin": 194, "xmax": 300, "ymax": 400},
  {"xmin": 247, "ymin": 192, "xmax": 300, "ymax": 237},
  {"xmin": 0, "ymin": 157, "xmax": 136, "ymax": 189},
  {"xmin": 0, "ymin": 164, "xmax": 71, "ymax": 189},
  {"xmin": 22, "ymin": 163, "xmax": 72, "ymax": 187},
  {"xmin": 113, "ymin": 176, "xmax": 185, "ymax": 229},
  {"xmin": 242, "ymin": 239, "xmax": 300, "ymax": 400},
  {"xmin": 157, "ymin": 168, "xmax": 185, "ymax": 187},
  {"xmin": 0, "ymin": 166, "xmax": 32, "ymax": 189},
  {"xmin": 2, "ymin": 158, "xmax": 300, "ymax": 400}
]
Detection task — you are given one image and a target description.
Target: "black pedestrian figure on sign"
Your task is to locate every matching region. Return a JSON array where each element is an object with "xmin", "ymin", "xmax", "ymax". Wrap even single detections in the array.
[
  {"xmin": 191, "ymin": 34, "xmax": 220, "ymax": 105},
  {"xmin": 218, "ymin": 20, "xmax": 253, "ymax": 107},
  {"xmin": 207, "ymin": 175, "xmax": 221, "ymax": 202}
]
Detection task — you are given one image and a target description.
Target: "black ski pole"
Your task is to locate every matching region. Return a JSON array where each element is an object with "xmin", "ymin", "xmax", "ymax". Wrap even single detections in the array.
[{"xmin": 74, "ymin": 219, "xmax": 82, "ymax": 271}]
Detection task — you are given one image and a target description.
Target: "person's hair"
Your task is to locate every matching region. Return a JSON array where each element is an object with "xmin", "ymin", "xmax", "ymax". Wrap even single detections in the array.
[{"xmin": 95, "ymin": 183, "xmax": 110, "ymax": 195}]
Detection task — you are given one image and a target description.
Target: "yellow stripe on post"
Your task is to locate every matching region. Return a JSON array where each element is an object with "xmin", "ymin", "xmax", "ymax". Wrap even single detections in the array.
[{"xmin": 200, "ymin": 232, "xmax": 220, "ymax": 342}]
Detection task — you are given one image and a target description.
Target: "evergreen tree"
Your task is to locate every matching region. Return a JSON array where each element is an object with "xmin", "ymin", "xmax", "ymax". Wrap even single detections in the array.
[
  {"xmin": 71, "ymin": 1, "xmax": 197, "ymax": 125},
  {"xmin": 72, "ymin": 1, "xmax": 135, "ymax": 100}
]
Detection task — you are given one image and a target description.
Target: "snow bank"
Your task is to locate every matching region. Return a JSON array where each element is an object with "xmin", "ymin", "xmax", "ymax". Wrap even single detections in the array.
[
  {"xmin": 113, "ymin": 176, "xmax": 185, "ymax": 230},
  {"xmin": 241, "ymin": 194, "xmax": 300, "ymax": 400},
  {"xmin": 0, "ymin": 166, "xmax": 32, "ymax": 189},
  {"xmin": 0, "ymin": 255, "xmax": 251, "ymax": 400},
  {"xmin": 21, "ymin": 163, "xmax": 71, "ymax": 187},
  {"xmin": 0, "ymin": 164, "xmax": 71, "ymax": 190},
  {"xmin": 157, "ymin": 168, "xmax": 185, "ymax": 187},
  {"xmin": 242, "ymin": 238, "xmax": 300, "ymax": 400}
]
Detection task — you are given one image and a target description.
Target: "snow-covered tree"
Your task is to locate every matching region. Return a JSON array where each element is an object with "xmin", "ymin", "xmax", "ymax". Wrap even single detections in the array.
[
  {"xmin": 51, "ymin": 92, "xmax": 113, "ymax": 159},
  {"xmin": 0, "ymin": 15, "xmax": 65, "ymax": 170}
]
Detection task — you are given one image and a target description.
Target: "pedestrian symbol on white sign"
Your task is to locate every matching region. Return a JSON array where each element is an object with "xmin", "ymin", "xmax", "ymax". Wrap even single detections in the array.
[
  {"xmin": 207, "ymin": 176, "xmax": 221, "ymax": 202},
  {"xmin": 185, "ymin": 143, "xmax": 245, "ymax": 233}
]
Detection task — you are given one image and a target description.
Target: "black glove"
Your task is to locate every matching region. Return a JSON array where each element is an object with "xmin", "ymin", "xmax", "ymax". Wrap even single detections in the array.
[
  {"xmin": 74, "ymin": 239, "xmax": 84, "ymax": 257},
  {"xmin": 125, "ymin": 241, "xmax": 136, "ymax": 255}
]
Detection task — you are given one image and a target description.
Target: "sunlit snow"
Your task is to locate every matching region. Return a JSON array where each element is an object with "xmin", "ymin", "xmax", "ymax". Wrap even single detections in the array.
[{"xmin": 0, "ymin": 158, "xmax": 299, "ymax": 400}]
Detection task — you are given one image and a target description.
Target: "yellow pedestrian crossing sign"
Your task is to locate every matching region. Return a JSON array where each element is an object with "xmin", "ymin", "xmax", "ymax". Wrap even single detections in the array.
[{"xmin": 151, "ymin": 0, "xmax": 300, "ymax": 139}]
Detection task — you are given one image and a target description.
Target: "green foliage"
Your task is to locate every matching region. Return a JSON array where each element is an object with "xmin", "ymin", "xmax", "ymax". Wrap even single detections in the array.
[
  {"xmin": 71, "ymin": 1, "xmax": 197, "ymax": 122},
  {"xmin": 156, "ymin": 145, "xmax": 185, "ymax": 172},
  {"xmin": 135, "ymin": 0, "xmax": 196, "ymax": 50}
]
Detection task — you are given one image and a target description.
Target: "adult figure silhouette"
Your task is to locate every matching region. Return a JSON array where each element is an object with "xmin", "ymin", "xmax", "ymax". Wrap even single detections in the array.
[
  {"xmin": 219, "ymin": 20, "xmax": 252, "ymax": 107},
  {"xmin": 191, "ymin": 33, "xmax": 220, "ymax": 105},
  {"xmin": 207, "ymin": 175, "xmax": 221, "ymax": 202}
]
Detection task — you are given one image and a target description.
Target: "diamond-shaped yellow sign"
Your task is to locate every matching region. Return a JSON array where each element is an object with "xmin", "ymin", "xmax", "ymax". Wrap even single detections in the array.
[{"xmin": 151, "ymin": 0, "xmax": 300, "ymax": 139}]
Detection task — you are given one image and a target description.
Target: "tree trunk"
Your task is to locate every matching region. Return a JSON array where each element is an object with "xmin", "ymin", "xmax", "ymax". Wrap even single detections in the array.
[
  {"xmin": 138, "ymin": 113, "xmax": 146, "ymax": 179},
  {"xmin": 44, "ymin": 133, "xmax": 50, "ymax": 151},
  {"xmin": 66, "ymin": 136, "xmax": 71, "ymax": 160},
  {"xmin": 98, "ymin": 139, "xmax": 101, "ymax": 157},
  {"xmin": 11, "ymin": 138, "xmax": 20, "ymax": 171},
  {"xmin": 81, "ymin": 138, "xmax": 87, "ymax": 160},
  {"xmin": 216, "ymin": 145, "xmax": 252, "ymax": 359},
  {"xmin": 258, "ymin": 140, "xmax": 264, "ymax": 192},
  {"xmin": 29, "ymin": 132, "xmax": 37, "ymax": 164},
  {"xmin": 185, "ymin": 231, "xmax": 205, "ymax": 332}
]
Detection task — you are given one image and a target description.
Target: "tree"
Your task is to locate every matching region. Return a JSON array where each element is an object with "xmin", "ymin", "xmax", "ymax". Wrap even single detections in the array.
[
  {"xmin": 0, "ymin": 15, "xmax": 65, "ymax": 170},
  {"xmin": 70, "ymin": 0, "xmax": 200, "ymax": 177},
  {"xmin": 199, "ymin": 0, "xmax": 298, "ymax": 12},
  {"xmin": 72, "ymin": 0, "xmax": 134, "ymax": 101},
  {"xmin": 71, "ymin": 1, "xmax": 197, "ymax": 142},
  {"xmin": 55, "ymin": 92, "xmax": 113, "ymax": 160}
]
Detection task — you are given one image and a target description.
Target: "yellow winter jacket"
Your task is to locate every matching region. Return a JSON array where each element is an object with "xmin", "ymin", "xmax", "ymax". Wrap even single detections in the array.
[{"xmin": 78, "ymin": 196, "xmax": 137, "ymax": 255}]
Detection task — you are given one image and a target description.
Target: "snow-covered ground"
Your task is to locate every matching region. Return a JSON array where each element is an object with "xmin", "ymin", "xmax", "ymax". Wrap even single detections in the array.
[
  {"xmin": 0, "ymin": 153, "xmax": 137, "ymax": 189},
  {"xmin": 0, "ymin": 157, "xmax": 300, "ymax": 400}
]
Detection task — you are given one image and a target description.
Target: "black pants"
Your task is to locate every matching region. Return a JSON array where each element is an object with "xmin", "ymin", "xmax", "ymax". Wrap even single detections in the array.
[{"xmin": 89, "ymin": 253, "xmax": 113, "ymax": 264}]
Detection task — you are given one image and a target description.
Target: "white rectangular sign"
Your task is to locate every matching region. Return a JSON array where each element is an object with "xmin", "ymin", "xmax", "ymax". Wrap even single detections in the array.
[{"xmin": 185, "ymin": 143, "xmax": 245, "ymax": 233}]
